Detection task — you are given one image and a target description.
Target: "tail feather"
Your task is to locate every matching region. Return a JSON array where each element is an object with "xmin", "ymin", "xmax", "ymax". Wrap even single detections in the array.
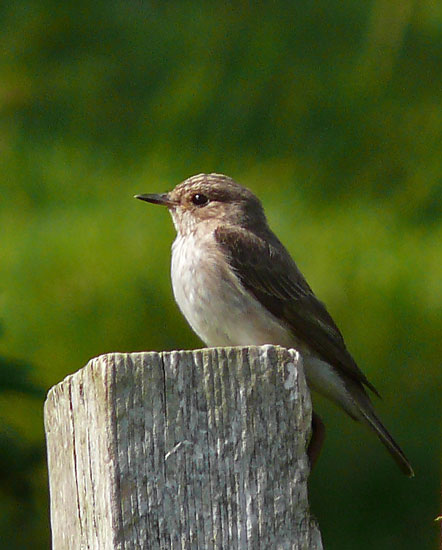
[
  {"xmin": 359, "ymin": 406, "xmax": 414, "ymax": 477},
  {"xmin": 305, "ymin": 357, "xmax": 414, "ymax": 476},
  {"xmin": 344, "ymin": 378, "xmax": 414, "ymax": 477}
]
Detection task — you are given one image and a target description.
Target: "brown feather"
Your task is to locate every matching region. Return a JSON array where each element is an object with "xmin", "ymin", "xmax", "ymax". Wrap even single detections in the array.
[{"xmin": 214, "ymin": 225, "xmax": 381, "ymax": 397}]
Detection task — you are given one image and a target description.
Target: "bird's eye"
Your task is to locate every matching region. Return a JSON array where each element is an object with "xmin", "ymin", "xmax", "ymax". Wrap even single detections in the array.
[{"xmin": 191, "ymin": 193, "xmax": 209, "ymax": 206}]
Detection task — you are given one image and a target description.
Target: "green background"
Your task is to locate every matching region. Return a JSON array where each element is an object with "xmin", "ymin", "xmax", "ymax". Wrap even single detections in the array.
[{"xmin": 1, "ymin": 1, "xmax": 441, "ymax": 548}]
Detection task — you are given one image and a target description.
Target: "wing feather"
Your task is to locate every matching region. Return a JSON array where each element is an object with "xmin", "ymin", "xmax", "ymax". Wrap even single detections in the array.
[{"xmin": 215, "ymin": 225, "xmax": 380, "ymax": 396}]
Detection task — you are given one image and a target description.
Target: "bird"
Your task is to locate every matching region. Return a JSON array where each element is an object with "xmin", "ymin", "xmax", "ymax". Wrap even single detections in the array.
[{"xmin": 135, "ymin": 172, "xmax": 414, "ymax": 477}]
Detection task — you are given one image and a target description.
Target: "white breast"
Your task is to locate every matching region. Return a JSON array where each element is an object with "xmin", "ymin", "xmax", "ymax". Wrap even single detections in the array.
[
  {"xmin": 170, "ymin": 230, "xmax": 294, "ymax": 348},
  {"xmin": 170, "ymin": 228, "xmax": 356, "ymax": 418}
]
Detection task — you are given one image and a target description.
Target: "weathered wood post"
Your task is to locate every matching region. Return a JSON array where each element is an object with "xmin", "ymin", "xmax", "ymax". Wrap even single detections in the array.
[{"xmin": 44, "ymin": 345, "xmax": 323, "ymax": 549}]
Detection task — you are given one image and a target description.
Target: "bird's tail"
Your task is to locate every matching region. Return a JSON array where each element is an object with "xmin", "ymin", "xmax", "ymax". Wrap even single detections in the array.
[
  {"xmin": 349, "ymin": 382, "xmax": 415, "ymax": 477},
  {"xmin": 360, "ymin": 405, "xmax": 414, "ymax": 477}
]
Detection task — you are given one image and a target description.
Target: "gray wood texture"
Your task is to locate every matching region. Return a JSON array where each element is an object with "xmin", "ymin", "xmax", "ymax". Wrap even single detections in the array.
[{"xmin": 44, "ymin": 345, "xmax": 323, "ymax": 550}]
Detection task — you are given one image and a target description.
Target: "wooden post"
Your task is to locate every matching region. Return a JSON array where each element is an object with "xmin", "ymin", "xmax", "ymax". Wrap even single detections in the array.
[{"xmin": 44, "ymin": 345, "xmax": 323, "ymax": 550}]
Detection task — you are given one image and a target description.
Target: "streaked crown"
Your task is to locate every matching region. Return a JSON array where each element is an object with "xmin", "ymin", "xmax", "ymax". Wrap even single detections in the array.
[{"xmin": 168, "ymin": 173, "xmax": 267, "ymax": 234}]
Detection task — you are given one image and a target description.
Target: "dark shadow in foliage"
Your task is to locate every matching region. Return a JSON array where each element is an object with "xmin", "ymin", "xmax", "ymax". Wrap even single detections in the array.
[
  {"xmin": 0, "ymin": 351, "xmax": 46, "ymax": 536},
  {"xmin": 0, "ymin": 356, "xmax": 46, "ymax": 399}
]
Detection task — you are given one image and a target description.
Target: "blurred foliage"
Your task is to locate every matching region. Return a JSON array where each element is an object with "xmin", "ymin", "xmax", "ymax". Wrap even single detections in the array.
[
  {"xmin": 0, "ymin": 352, "xmax": 46, "ymax": 548},
  {"xmin": 0, "ymin": 0, "xmax": 441, "ymax": 548}
]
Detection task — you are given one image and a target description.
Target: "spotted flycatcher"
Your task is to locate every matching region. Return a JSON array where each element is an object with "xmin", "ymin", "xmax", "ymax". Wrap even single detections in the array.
[{"xmin": 135, "ymin": 173, "xmax": 413, "ymax": 476}]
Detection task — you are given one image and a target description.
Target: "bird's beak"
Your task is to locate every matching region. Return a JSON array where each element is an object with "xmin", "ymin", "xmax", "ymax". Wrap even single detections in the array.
[{"xmin": 134, "ymin": 193, "xmax": 174, "ymax": 207}]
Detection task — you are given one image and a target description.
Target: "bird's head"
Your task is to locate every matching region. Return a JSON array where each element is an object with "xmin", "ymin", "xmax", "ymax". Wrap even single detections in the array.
[{"xmin": 135, "ymin": 173, "xmax": 267, "ymax": 236}]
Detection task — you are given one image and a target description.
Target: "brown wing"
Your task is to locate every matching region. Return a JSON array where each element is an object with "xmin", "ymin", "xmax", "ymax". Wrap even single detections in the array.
[{"xmin": 215, "ymin": 225, "xmax": 380, "ymax": 396}]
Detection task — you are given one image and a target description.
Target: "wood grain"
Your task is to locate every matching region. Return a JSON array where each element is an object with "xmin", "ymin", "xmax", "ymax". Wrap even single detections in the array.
[{"xmin": 44, "ymin": 345, "xmax": 323, "ymax": 549}]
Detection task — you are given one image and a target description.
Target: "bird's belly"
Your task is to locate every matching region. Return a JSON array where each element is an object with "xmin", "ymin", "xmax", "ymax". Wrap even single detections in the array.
[
  {"xmin": 170, "ymin": 234, "xmax": 358, "ymax": 418},
  {"xmin": 171, "ymin": 235, "xmax": 294, "ymax": 348}
]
